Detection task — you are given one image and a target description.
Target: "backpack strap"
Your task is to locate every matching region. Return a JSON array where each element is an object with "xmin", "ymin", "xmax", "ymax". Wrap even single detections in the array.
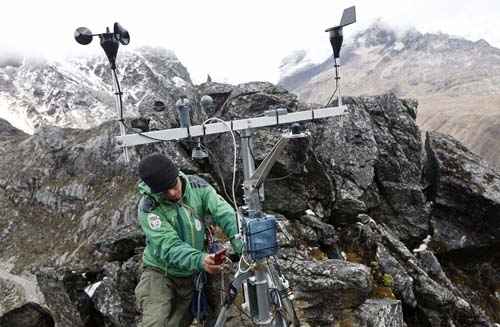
[{"xmin": 139, "ymin": 196, "xmax": 158, "ymax": 213}]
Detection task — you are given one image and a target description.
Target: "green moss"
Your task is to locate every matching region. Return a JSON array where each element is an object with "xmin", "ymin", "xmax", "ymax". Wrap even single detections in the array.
[{"xmin": 383, "ymin": 273, "xmax": 394, "ymax": 287}]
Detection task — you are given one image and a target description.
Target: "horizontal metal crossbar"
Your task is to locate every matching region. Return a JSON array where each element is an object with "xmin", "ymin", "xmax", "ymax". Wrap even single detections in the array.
[{"xmin": 116, "ymin": 105, "xmax": 347, "ymax": 147}]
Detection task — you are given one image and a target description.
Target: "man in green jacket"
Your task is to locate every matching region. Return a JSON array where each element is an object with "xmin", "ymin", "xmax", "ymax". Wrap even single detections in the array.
[{"xmin": 134, "ymin": 153, "xmax": 242, "ymax": 327}]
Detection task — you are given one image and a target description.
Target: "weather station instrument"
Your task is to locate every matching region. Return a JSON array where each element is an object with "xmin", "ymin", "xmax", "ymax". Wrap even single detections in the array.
[
  {"xmin": 74, "ymin": 6, "xmax": 356, "ymax": 326},
  {"xmin": 74, "ymin": 23, "xmax": 131, "ymax": 161}
]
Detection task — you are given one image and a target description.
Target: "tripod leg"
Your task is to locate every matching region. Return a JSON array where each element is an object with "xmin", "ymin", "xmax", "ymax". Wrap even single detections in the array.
[
  {"xmin": 213, "ymin": 268, "xmax": 253, "ymax": 326},
  {"xmin": 268, "ymin": 263, "xmax": 300, "ymax": 327},
  {"xmin": 214, "ymin": 304, "xmax": 231, "ymax": 327}
]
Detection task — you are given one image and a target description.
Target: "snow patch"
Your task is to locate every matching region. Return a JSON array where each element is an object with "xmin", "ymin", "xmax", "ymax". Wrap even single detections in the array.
[
  {"xmin": 84, "ymin": 281, "xmax": 103, "ymax": 298},
  {"xmin": 413, "ymin": 235, "xmax": 432, "ymax": 253},
  {"xmin": 173, "ymin": 76, "xmax": 187, "ymax": 88},
  {"xmin": 393, "ymin": 41, "xmax": 405, "ymax": 51},
  {"xmin": 305, "ymin": 209, "xmax": 316, "ymax": 216}
]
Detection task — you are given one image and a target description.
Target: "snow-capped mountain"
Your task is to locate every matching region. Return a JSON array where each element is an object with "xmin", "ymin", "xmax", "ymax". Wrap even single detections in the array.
[
  {"xmin": 279, "ymin": 21, "xmax": 500, "ymax": 170},
  {"xmin": 0, "ymin": 46, "xmax": 195, "ymax": 133}
]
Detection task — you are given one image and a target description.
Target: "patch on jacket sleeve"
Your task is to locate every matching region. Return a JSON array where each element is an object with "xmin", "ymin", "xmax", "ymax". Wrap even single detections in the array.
[
  {"xmin": 148, "ymin": 214, "xmax": 162, "ymax": 230},
  {"xmin": 188, "ymin": 175, "xmax": 209, "ymax": 188}
]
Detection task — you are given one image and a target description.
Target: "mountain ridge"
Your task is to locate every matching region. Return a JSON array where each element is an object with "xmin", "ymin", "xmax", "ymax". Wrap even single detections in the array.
[
  {"xmin": 0, "ymin": 46, "xmax": 194, "ymax": 134},
  {"xmin": 278, "ymin": 22, "xmax": 500, "ymax": 171}
]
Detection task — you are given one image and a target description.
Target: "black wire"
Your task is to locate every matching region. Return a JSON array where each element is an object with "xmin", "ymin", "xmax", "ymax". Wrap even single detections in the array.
[
  {"xmin": 211, "ymin": 276, "xmax": 291, "ymax": 326},
  {"xmin": 208, "ymin": 282, "xmax": 258, "ymax": 325},
  {"xmin": 247, "ymin": 136, "xmax": 256, "ymax": 163},
  {"xmin": 244, "ymin": 134, "xmax": 266, "ymax": 200},
  {"xmin": 267, "ymin": 172, "xmax": 294, "ymax": 182},
  {"xmin": 232, "ymin": 302, "xmax": 259, "ymax": 325},
  {"xmin": 112, "ymin": 69, "xmax": 174, "ymax": 143},
  {"xmin": 266, "ymin": 152, "xmax": 309, "ymax": 182},
  {"xmin": 209, "ymin": 257, "xmax": 298, "ymax": 326},
  {"xmin": 112, "ymin": 68, "xmax": 125, "ymax": 123},
  {"xmin": 325, "ymin": 81, "xmax": 339, "ymax": 106}
]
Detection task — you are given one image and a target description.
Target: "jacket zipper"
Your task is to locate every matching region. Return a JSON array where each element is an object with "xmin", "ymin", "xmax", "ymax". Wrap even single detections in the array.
[{"xmin": 177, "ymin": 201, "xmax": 196, "ymax": 248}]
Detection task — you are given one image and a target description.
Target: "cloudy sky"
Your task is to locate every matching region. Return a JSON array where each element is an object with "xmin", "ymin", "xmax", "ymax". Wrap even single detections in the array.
[{"xmin": 1, "ymin": 0, "xmax": 499, "ymax": 84}]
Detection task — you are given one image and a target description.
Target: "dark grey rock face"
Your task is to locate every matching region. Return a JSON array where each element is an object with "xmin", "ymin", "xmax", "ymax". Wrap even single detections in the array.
[
  {"xmin": 208, "ymin": 90, "xmax": 429, "ymax": 244},
  {"xmin": 424, "ymin": 131, "xmax": 500, "ymax": 252},
  {"xmin": 94, "ymin": 228, "xmax": 145, "ymax": 263},
  {"xmin": 35, "ymin": 268, "xmax": 94, "ymax": 327},
  {"xmin": 354, "ymin": 299, "xmax": 405, "ymax": 327},
  {"xmin": 0, "ymin": 118, "xmax": 28, "ymax": 140},
  {"xmin": 340, "ymin": 219, "xmax": 496, "ymax": 327},
  {"xmin": 1, "ymin": 73, "xmax": 499, "ymax": 327},
  {"xmin": 0, "ymin": 302, "xmax": 55, "ymax": 327},
  {"xmin": 91, "ymin": 256, "xmax": 141, "ymax": 327},
  {"xmin": 284, "ymin": 259, "xmax": 373, "ymax": 325},
  {"xmin": 320, "ymin": 95, "xmax": 428, "ymax": 244}
]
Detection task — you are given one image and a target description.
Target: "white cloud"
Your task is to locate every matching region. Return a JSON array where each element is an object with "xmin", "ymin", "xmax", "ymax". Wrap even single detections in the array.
[{"xmin": 1, "ymin": 0, "xmax": 499, "ymax": 84}]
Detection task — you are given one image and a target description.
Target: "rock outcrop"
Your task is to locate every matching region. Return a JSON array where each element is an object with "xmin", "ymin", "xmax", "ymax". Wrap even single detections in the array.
[
  {"xmin": 424, "ymin": 131, "xmax": 500, "ymax": 252},
  {"xmin": 0, "ymin": 302, "xmax": 54, "ymax": 327},
  {"xmin": 279, "ymin": 22, "xmax": 500, "ymax": 171},
  {"xmin": 0, "ymin": 81, "xmax": 498, "ymax": 326}
]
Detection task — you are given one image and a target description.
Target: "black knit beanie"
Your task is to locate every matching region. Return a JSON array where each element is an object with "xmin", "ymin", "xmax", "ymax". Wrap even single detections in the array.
[{"xmin": 138, "ymin": 153, "xmax": 179, "ymax": 193}]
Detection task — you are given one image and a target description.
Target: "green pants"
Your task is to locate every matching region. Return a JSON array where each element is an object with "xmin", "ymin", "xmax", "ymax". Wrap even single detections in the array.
[{"xmin": 135, "ymin": 268, "xmax": 194, "ymax": 327}]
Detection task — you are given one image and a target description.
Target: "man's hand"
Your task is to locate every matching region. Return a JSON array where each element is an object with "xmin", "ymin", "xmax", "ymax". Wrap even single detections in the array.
[{"xmin": 202, "ymin": 254, "xmax": 223, "ymax": 274}]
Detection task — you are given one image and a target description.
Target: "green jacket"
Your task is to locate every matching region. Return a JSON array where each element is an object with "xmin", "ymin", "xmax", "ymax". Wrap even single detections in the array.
[{"xmin": 137, "ymin": 172, "xmax": 241, "ymax": 277}]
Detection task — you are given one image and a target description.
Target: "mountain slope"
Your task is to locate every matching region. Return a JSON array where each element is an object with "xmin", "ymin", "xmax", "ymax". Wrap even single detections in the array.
[
  {"xmin": 279, "ymin": 22, "xmax": 500, "ymax": 170},
  {"xmin": 0, "ymin": 47, "xmax": 195, "ymax": 133}
]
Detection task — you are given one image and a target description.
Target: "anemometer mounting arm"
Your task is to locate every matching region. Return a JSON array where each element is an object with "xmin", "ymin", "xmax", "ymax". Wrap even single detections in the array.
[{"xmin": 116, "ymin": 106, "xmax": 346, "ymax": 147}]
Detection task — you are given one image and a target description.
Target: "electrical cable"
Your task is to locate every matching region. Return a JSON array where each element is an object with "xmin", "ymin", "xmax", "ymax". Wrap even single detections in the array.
[
  {"xmin": 247, "ymin": 136, "xmax": 256, "ymax": 163},
  {"xmin": 267, "ymin": 173, "xmax": 294, "ymax": 182},
  {"xmin": 237, "ymin": 252, "xmax": 252, "ymax": 274},
  {"xmin": 198, "ymin": 143, "xmax": 241, "ymax": 208},
  {"xmin": 325, "ymin": 80, "xmax": 339, "ymax": 106},
  {"xmin": 266, "ymin": 146, "xmax": 309, "ymax": 182},
  {"xmin": 112, "ymin": 69, "xmax": 172, "ymax": 143},
  {"xmin": 243, "ymin": 133, "xmax": 266, "ymax": 200},
  {"xmin": 207, "ymin": 280, "xmax": 258, "ymax": 325},
  {"xmin": 201, "ymin": 117, "xmax": 241, "ymax": 232},
  {"xmin": 325, "ymin": 58, "xmax": 340, "ymax": 106}
]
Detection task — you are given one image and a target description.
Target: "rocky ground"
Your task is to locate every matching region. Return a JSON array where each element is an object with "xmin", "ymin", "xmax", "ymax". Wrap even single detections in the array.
[{"xmin": 0, "ymin": 82, "xmax": 499, "ymax": 326}]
